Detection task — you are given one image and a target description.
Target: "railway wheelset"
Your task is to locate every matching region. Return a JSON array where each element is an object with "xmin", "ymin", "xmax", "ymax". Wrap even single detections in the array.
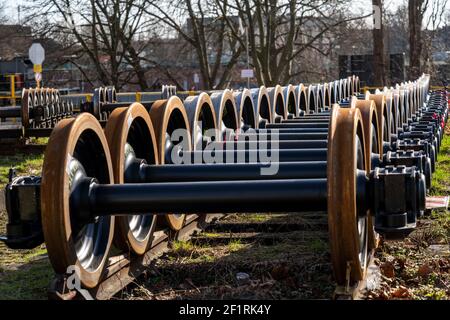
[
  {"xmin": 79, "ymin": 85, "xmax": 178, "ymax": 123},
  {"xmin": 0, "ymin": 87, "xmax": 75, "ymax": 139},
  {"xmin": 0, "ymin": 74, "xmax": 448, "ymax": 298}
]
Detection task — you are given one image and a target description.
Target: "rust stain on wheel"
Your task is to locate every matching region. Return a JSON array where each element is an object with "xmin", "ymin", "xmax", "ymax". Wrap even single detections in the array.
[
  {"xmin": 327, "ymin": 104, "xmax": 369, "ymax": 285},
  {"xmin": 41, "ymin": 113, "xmax": 115, "ymax": 288},
  {"xmin": 366, "ymin": 92, "xmax": 389, "ymax": 145},
  {"xmin": 149, "ymin": 96, "xmax": 192, "ymax": 231},
  {"xmin": 21, "ymin": 89, "xmax": 30, "ymax": 128},
  {"xmin": 104, "ymin": 103, "xmax": 159, "ymax": 255},
  {"xmin": 296, "ymin": 84, "xmax": 309, "ymax": 114},
  {"xmin": 210, "ymin": 89, "xmax": 239, "ymax": 138},
  {"xmin": 351, "ymin": 98, "xmax": 381, "ymax": 250},
  {"xmin": 306, "ymin": 84, "xmax": 318, "ymax": 113},
  {"xmin": 282, "ymin": 84, "xmax": 298, "ymax": 117},
  {"xmin": 267, "ymin": 85, "xmax": 286, "ymax": 121},
  {"xmin": 250, "ymin": 86, "xmax": 272, "ymax": 127},
  {"xmin": 184, "ymin": 93, "xmax": 218, "ymax": 223},
  {"xmin": 233, "ymin": 88, "xmax": 257, "ymax": 130},
  {"xmin": 184, "ymin": 92, "xmax": 217, "ymax": 149}
]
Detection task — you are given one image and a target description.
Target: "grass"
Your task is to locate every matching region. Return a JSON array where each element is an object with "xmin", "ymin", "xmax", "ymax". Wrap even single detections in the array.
[
  {"xmin": 27, "ymin": 137, "xmax": 48, "ymax": 145},
  {"xmin": 123, "ymin": 214, "xmax": 334, "ymax": 300},
  {"xmin": 0, "ymin": 153, "xmax": 44, "ymax": 186},
  {"xmin": 0, "ymin": 152, "xmax": 49, "ymax": 300},
  {"xmin": 368, "ymin": 122, "xmax": 450, "ymax": 300},
  {"xmin": 1, "ymin": 122, "xmax": 449, "ymax": 300},
  {"xmin": 228, "ymin": 239, "xmax": 245, "ymax": 252},
  {"xmin": 224, "ymin": 213, "xmax": 325, "ymax": 224},
  {"xmin": 430, "ymin": 124, "xmax": 450, "ymax": 196},
  {"xmin": 0, "ymin": 259, "xmax": 53, "ymax": 300}
]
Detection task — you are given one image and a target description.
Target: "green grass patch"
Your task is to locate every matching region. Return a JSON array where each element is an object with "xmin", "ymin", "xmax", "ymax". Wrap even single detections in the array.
[
  {"xmin": 0, "ymin": 259, "xmax": 53, "ymax": 300},
  {"xmin": 307, "ymin": 238, "xmax": 328, "ymax": 253},
  {"xmin": 0, "ymin": 153, "xmax": 44, "ymax": 186},
  {"xmin": 430, "ymin": 124, "xmax": 450, "ymax": 196},
  {"xmin": 227, "ymin": 239, "xmax": 245, "ymax": 252},
  {"xmin": 0, "ymin": 151, "xmax": 48, "ymax": 299},
  {"xmin": 171, "ymin": 241, "xmax": 196, "ymax": 255},
  {"xmin": 202, "ymin": 232, "xmax": 222, "ymax": 238},
  {"xmin": 27, "ymin": 137, "xmax": 48, "ymax": 145}
]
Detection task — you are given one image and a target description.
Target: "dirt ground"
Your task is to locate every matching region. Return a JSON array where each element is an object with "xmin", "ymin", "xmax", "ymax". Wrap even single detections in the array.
[{"xmin": 0, "ymin": 124, "xmax": 449, "ymax": 300}]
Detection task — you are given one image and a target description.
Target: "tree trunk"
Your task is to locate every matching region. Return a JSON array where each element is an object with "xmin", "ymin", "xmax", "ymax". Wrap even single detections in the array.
[
  {"xmin": 372, "ymin": 0, "xmax": 386, "ymax": 86},
  {"xmin": 408, "ymin": 0, "xmax": 423, "ymax": 79}
]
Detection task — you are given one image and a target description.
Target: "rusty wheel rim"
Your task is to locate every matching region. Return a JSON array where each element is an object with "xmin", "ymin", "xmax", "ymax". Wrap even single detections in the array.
[
  {"xmin": 283, "ymin": 85, "xmax": 298, "ymax": 117},
  {"xmin": 149, "ymin": 97, "xmax": 191, "ymax": 230},
  {"xmin": 251, "ymin": 86, "xmax": 272, "ymax": 127},
  {"xmin": 351, "ymin": 98, "xmax": 381, "ymax": 250},
  {"xmin": 21, "ymin": 89, "xmax": 30, "ymax": 128},
  {"xmin": 234, "ymin": 89, "xmax": 257, "ymax": 131},
  {"xmin": 41, "ymin": 113, "xmax": 115, "ymax": 288},
  {"xmin": 104, "ymin": 103, "xmax": 159, "ymax": 254},
  {"xmin": 210, "ymin": 89, "xmax": 238, "ymax": 139},
  {"xmin": 184, "ymin": 92, "xmax": 217, "ymax": 150},
  {"xmin": 296, "ymin": 84, "xmax": 308, "ymax": 115},
  {"xmin": 307, "ymin": 85, "xmax": 317, "ymax": 113},
  {"xmin": 328, "ymin": 105, "xmax": 369, "ymax": 285},
  {"xmin": 267, "ymin": 85, "xmax": 286, "ymax": 122}
]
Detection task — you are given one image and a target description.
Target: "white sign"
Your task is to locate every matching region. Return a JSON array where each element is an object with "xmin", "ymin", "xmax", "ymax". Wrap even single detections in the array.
[
  {"xmin": 241, "ymin": 69, "xmax": 254, "ymax": 78},
  {"xmin": 35, "ymin": 72, "xmax": 42, "ymax": 82},
  {"xmin": 193, "ymin": 73, "xmax": 199, "ymax": 83},
  {"xmin": 28, "ymin": 43, "xmax": 45, "ymax": 65}
]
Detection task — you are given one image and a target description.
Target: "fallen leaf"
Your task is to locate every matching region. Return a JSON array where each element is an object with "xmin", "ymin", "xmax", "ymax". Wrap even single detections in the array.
[
  {"xmin": 391, "ymin": 286, "xmax": 410, "ymax": 298},
  {"xmin": 377, "ymin": 290, "xmax": 390, "ymax": 300},
  {"xmin": 381, "ymin": 262, "xmax": 395, "ymax": 278},
  {"xmin": 271, "ymin": 264, "xmax": 290, "ymax": 281},
  {"xmin": 395, "ymin": 258, "xmax": 406, "ymax": 271},
  {"xmin": 418, "ymin": 263, "xmax": 433, "ymax": 277}
]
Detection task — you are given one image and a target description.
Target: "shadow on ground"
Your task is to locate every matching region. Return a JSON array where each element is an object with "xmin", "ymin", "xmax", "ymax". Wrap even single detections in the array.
[{"xmin": 118, "ymin": 212, "xmax": 336, "ymax": 300}]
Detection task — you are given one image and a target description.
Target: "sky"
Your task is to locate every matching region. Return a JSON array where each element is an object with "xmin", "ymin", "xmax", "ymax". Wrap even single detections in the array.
[{"xmin": 3, "ymin": 0, "xmax": 449, "ymax": 27}]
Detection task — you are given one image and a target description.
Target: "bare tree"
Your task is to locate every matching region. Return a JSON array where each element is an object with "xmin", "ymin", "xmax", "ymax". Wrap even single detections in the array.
[
  {"xmin": 372, "ymin": 0, "xmax": 386, "ymax": 85},
  {"xmin": 408, "ymin": 0, "xmax": 424, "ymax": 78},
  {"xmin": 23, "ymin": 0, "xmax": 153, "ymax": 90},
  {"xmin": 408, "ymin": 0, "xmax": 448, "ymax": 79},
  {"xmin": 216, "ymin": 0, "xmax": 370, "ymax": 86},
  {"xmin": 143, "ymin": 0, "xmax": 244, "ymax": 90}
]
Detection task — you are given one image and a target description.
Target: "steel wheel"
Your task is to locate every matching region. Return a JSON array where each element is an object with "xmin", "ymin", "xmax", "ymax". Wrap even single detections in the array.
[
  {"xmin": 41, "ymin": 113, "xmax": 115, "ymax": 288},
  {"xmin": 184, "ymin": 92, "xmax": 217, "ymax": 150},
  {"xmin": 104, "ymin": 103, "xmax": 159, "ymax": 254},
  {"xmin": 21, "ymin": 89, "xmax": 31, "ymax": 128},
  {"xmin": 149, "ymin": 97, "xmax": 192, "ymax": 230},
  {"xmin": 210, "ymin": 89, "xmax": 239, "ymax": 140},
  {"xmin": 328, "ymin": 105, "xmax": 369, "ymax": 285},
  {"xmin": 352, "ymin": 98, "xmax": 381, "ymax": 250}
]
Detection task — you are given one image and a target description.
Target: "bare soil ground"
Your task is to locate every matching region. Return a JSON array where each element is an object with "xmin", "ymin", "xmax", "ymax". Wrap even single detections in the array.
[
  {"xmin": 366, "ymin": 123, "xmax": 450, "ymax": 300},
  {"xmin": 0, "ymin": 124, "xmax": 449, "ymax": 300}
]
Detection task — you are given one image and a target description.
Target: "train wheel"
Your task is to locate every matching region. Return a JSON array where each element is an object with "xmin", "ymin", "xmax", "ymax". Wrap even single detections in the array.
[
  {"xmin": 21, "ymin": 89, "xmax": 31, "ymax": 128},
  {"xmin": 352, "ymin": 98, "xmax": 381, "ymax": 250},
  {"xmin": 41, "ymin": 113, "xmax": 115, "ymax": 288},
  {"xmin": 149, "ymin": 97, "xmax": 192, "ymax": 230},
  {"xmin": 104, "ymin": 103, "xmax": 159, "ymax": 255},
  {"xmin": 328, "ymin": 105, "xmax": 369, "ymax": 285},
  {"xmin": 184, "ymin": 92, "xmax": 217, "ymax": 150}
]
